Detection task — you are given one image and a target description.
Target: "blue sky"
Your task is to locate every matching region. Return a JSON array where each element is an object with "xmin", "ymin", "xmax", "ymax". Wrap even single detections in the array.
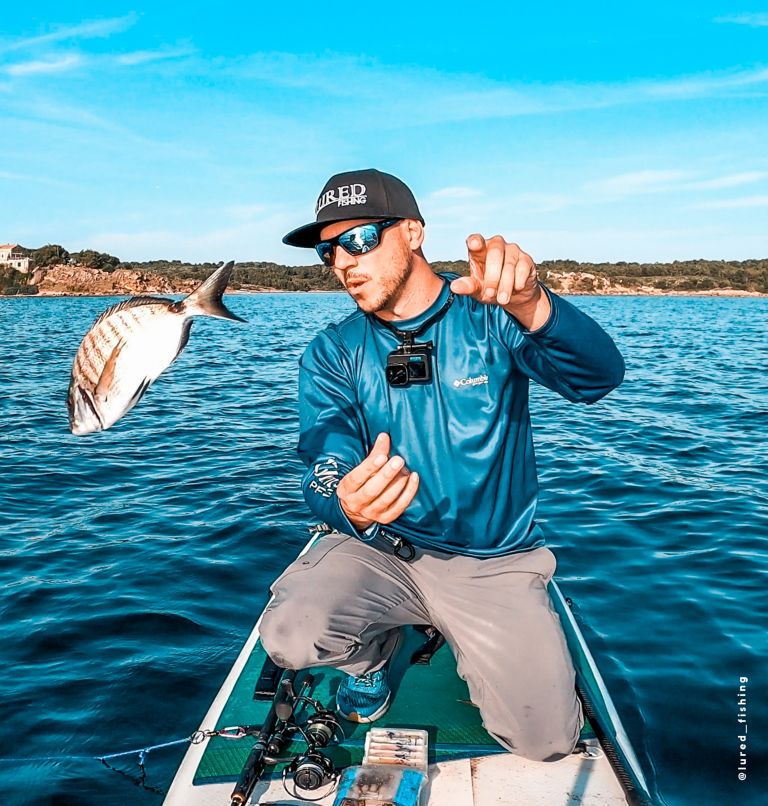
[{"xmin": 1, "ymin": 2, "xmax": 767, "ymax": 264}]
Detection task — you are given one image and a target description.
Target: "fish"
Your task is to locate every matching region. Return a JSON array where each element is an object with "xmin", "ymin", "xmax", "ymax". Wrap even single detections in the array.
[{"xmin": 67, "ymin": 260, "xmax": 244, "ymax": 436}]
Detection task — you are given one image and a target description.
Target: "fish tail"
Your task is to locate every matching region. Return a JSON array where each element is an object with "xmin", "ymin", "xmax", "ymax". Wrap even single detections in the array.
[{"xmin": 182, "ymin": 260, "xmax": 246, "ymax": 321}]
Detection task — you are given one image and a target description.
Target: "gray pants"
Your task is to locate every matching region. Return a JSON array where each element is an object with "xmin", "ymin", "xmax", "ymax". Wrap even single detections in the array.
[{"xmin": 260, "ymin": 532, "xmax": 583, "ymax": 762}]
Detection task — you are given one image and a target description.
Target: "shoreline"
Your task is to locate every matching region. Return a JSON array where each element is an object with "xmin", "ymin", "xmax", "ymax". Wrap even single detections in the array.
[
  {"xmin": 5, "ymin": 262, "xmax": 765, "ymax": 299},
  {"xmin": 3, "ymin": 288, "xmax": 766, "ymax": 299}
]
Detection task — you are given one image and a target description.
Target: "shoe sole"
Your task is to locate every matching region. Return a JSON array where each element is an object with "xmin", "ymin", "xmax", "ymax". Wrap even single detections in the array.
[{"xmin": 337, "ymin": 690, "xmax": 392, "ymax": 724}]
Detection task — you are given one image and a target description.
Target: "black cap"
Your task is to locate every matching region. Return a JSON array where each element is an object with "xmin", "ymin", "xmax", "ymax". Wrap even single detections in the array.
[{"xmin": 282, "ymin": 168, "xmax": 423, "ymax": 248}]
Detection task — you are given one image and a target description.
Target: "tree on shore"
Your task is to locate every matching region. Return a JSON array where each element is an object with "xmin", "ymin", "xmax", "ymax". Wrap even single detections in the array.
[
  {"xmin": 6, "ymin": 241, "xmax": 768, "ymax": 294},
  {"xmin": 69, "ymin": 250, "xmax": 121, "ymax": 272},
  {"xmin": 29, "ymin": 244, "xmax": 69, "ymax": 267}
]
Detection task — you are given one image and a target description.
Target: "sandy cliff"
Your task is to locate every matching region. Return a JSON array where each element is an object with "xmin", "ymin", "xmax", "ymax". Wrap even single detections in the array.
[
  {"xmin": 34, "ymin": 264, "xmax": 198, "ymax": 296},
  {"xmin": 544, "ymin": 270, "xmax": 763, "ymax": 296},
  {"xmin": 7, "ymin": 263, "xmax": 763, "ymax": 297}
]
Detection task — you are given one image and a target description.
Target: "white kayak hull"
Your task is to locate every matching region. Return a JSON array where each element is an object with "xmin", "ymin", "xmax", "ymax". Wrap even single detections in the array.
[{"xmin": 165, "ymin": 541, "xmax": 652, "ymax": 806}]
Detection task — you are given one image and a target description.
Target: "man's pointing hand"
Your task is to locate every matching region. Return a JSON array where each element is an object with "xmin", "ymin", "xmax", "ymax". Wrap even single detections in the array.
[{"xmin": 450, "ymin": 235, "xmax": 551, "ymax": 331}]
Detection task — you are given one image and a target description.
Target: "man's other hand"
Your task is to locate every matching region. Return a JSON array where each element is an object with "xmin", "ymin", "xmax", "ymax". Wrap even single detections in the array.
[{"xmin": 337, "ymin": 433, "xmax": 420, "ymax": 531}]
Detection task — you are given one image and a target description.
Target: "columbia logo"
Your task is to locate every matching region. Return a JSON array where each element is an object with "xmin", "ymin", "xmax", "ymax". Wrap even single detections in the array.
[{"xmin": 453, "ymin": 374, "xmax": 489, "ymax": 388}]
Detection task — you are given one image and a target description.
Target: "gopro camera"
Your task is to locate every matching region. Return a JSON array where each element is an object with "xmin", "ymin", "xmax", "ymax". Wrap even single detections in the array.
[{"xmin": 385, "ymin": 340, "xmax": 433, "ymax": 387}]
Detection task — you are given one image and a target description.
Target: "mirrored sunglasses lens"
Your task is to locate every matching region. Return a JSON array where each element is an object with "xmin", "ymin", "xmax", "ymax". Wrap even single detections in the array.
[
  {"xmin": 316, "ymin": 242, "xmax": 333, "ymax": 266},
  {"xmin": 339, "ymin": 225, "xmax": 379, "ymax": 255}
]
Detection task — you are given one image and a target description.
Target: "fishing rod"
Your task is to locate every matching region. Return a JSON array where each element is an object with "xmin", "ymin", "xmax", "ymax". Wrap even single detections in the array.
[
  {"xmin": 229, "ymin": 627, "xmax": 447, "ymax": 805},
  {"xmin": 229, "ymin": 669, "xmax": 299, "ymax": 806},
  {"xmin": 229, "ymin": 665, "xmax": 342, "ymax": 806}
]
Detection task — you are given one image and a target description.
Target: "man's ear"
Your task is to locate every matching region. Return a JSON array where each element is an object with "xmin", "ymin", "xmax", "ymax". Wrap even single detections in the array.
[{"xmin": 404, "ymin": 218, "xmax": 425, "ymax": 250}]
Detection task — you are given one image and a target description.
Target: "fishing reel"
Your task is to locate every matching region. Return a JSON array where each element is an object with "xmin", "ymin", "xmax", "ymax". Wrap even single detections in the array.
[
  {"xmin": 303, "ymin": 710, "xmax": 340, "ymax": 748},
  {"xmin": 231, "ymin": 664, "xmax": 344, "ymax": 805},
  {"xmin": 284, "ymin": 748, "xmax": 337, "ymax": 792},
  {"xmin": 282, "ymin": 705, "xmax": 342, "ymax": 799}
]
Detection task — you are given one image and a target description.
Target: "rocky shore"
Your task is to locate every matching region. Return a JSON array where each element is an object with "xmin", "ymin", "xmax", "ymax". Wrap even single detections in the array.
[
  {"xmin": 29, "ymin": 264, "xmax": 199, "ymax": 296},
  {"xmin": 543, "ymin": 270, "xmax": 765, "ymax": 296},
  {"xmin": 1, "ymin": 263, "xmax": 765, "ymax": 297},
  {"xmin": 19, "ymin": 264, "xmax": 280, "ymax": 296}
]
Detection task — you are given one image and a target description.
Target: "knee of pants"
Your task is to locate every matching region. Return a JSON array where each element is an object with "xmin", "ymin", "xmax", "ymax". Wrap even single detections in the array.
[
  {"xmin": 484, "ymin": 704, "xmax": 582, "ymax": 762},
  {"xmin": 490, "ymin": 729, "xmax": 578, "ymax": 762},
  {"xmin": 259, "ymin": 596, "xmax": 352, "ymax": 671}
]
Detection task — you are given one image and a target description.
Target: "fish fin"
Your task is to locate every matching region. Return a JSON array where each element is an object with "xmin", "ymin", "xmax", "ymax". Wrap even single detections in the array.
[
  {"xmin": 70, "ymin": 385, "xmax": 104, "ymax": 433},
  {"xmin": 91, "ymin": 296, "xmax": 175, "ymax": 329},
  {"xmin": 66, "ymin": 381, "xmax": 77, "ymax": 421},
  {"xmin": 176, "ymin": 319, "xmax": 193, "ymax": 359},
  {"xmin": 81, "ymin": 387, "xmax": 103, "ymax": 424},
  {"xmin": 129, "ymin": 377, "xmax": 152, "ymax": 406},
  {"xmin": 181, "ymin": 260, "xmax": 246, "ymax": 321},
  {"xmin": 94, "ymin": 340, "xmax": 125, "ymax": 402}
]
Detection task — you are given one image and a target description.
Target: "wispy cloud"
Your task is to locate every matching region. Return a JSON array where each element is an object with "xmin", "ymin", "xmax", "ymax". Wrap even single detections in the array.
[
  {"xmin": 114, "ymin": 47, "xmax": 195, "ymax": 66},
  {"xmin": 0, "ymin": 169, "xmax": 75, "ymax": 188},
  {"xmin": 228, "ymin": 54, "xmax": 768, "ymax": 128},
  {"xmin": 508, "ymin": 225, "xmax": 768, "ymax": 263},
  {"xmin": 512, "ymin": 192, "xmax": 574, "ymax": 213},
  {"xmin": 692, "ymin": 195, "xmax": 768, "ymax": 209},
  {"xmin": 87, "ymin": 211, "xmax": 299, "ymax": 263},
  {"xmin": 583, "ymin": 169, "xmax": 768, "ymax": 200},
  {"xmin": 691, "ymin": 171, "xmax": 768, "ymax": 189},
  {"xmin": 8, "ymin": 45, "xmax": 767, "ymax": 130},
  {"xmin": 0, "ymin": 15, "xmax": 137, "ymax": 53},
  {"xmin": 715, "ymin": 13, "xmax": 768, "ymax": 27},
  {"xmin": 226, "ymin": 203, "xmax": 268, "ymax": 220},
  {"xmin": 425, "ymin": 168, "xmax": 768, "ymax": 228},
  {"xmin": 4, "ymin": 47, "xmax": 192, "ymax": 81},
  {"xmin": 7, "ymin": 95, "xmax": 130, "ymax": 134},
  {"xmin": 429, "ymin": 186, "xmax": 483, "ymax": 199},
  {"xmin": 585, "ymin": 170, "xmax": 692, "ymax": 197},
  {"xmin": 641, "ymin": 67, "xmax": 768, "ymax": 99},
  {"xmin": 6, "ymin": 55, "xmax": 82, "ymax": 76}
]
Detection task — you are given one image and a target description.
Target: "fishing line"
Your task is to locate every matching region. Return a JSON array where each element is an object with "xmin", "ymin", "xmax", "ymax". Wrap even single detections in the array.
[
  {"xmin": 0, "ymin": 735, "xmax": 193, "ymax": 766},
  {"xmin": 0, "ymin": 734, "xmax": 205, "ymax": 795}
]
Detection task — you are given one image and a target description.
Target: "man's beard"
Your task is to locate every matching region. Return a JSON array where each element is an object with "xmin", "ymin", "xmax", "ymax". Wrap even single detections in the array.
[{"xmin": 359, "ymin": 248, "xmax": 415, "ymax": 314}]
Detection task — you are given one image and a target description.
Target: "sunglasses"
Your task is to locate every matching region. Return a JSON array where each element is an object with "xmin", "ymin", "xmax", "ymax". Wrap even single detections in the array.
[{"xmin": 315, "ymin": 218, "xmax": 400, "ymax": 268}]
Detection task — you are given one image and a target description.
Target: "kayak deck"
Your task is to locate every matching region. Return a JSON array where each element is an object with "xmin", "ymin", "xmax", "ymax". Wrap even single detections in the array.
[
  {"xmin": 175, "ymin": 748, "xmax": 629, "ymax": 806},
  {"xmin": 165, "ymin": 581, "xmax": 648, "ymax": 805},
  {"xmin": 195, "ymin": 631, "xmax": 509, "ymax": 784}
]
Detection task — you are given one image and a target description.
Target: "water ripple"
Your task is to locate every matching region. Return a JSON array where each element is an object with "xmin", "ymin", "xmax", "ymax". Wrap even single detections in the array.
[{"xmin": 1, "ymin": 293, "xmax": 766, "ymax": 805}]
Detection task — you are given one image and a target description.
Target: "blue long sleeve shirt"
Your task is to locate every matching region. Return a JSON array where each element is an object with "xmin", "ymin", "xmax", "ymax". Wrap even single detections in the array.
[{"xmin": 297, "ymin": 277, "xmax": 624, "ymax": 557}]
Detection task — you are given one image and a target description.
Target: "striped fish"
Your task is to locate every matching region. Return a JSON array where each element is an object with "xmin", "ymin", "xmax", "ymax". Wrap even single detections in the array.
[{"xmin": 67, "ymin": 260, "xmax": 244, "ymax": 436}]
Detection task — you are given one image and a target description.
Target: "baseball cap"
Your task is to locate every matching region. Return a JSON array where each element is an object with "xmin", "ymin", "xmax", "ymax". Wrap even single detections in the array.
[{"xmin": 282, "ymin": 168, "xmax": 423, "ymax": 248}]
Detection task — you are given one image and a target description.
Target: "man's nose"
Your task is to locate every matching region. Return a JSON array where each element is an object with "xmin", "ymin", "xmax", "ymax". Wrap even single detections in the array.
[{"xmin": 333, "ymin": 246, "xmax": 358, "ymax": 271}]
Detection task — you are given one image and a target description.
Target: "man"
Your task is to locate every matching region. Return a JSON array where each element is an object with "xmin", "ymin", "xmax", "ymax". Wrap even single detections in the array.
[{"xmin": 260, "ymin": 169, "xmax": 624, "ymax": 762}]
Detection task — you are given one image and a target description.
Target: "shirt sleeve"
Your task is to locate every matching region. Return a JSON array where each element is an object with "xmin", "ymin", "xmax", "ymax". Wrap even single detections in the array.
[
  {"xmin": 297, "ymin": 329, "xmax": 375, "ymax": 538},
  {"xmin": 499, "ymin": 286, "xmax": 626, "ymax": 403}
]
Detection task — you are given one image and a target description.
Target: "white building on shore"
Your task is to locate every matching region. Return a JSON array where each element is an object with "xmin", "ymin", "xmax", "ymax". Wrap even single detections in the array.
[{"xmin": 0, "ymin": 244, "xmax": 31, "ymax": 273}]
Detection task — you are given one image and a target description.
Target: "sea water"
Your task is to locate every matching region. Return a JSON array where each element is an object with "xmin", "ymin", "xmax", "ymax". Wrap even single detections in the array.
[{"xmin": 0, "ymin": 293, "xmax": 765, "ymax": 805}]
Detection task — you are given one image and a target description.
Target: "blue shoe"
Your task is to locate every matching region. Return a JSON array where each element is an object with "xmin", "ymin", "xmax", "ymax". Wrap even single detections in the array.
[{"xmin": 336, "ymin": 668, "xmax": 391, "ymax": 723}]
